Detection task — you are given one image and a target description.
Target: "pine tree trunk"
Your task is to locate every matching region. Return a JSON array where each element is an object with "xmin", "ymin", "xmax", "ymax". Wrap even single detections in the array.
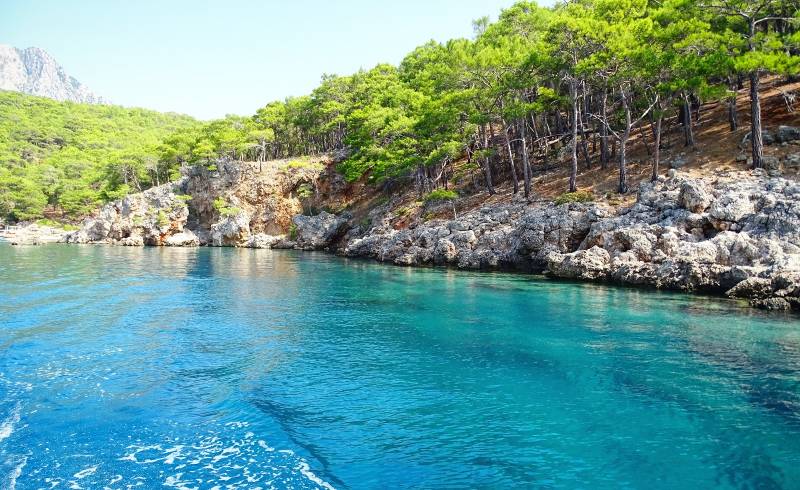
[
  {"xmin": 481, "ymin": 125, "xmax": 496, "ymax": 195},
  {"xmin": 652, "ymin": 115, "xmax": 662, "ymax": 182},
  {"xmin": 569, "ymin": 80, "xmax": 578, "ymax": 193},
  {"xmin": 750, "ymin": 71, "xmax": 764, "ymax": 169},
  {"xmin": 503, "ymin": 122, "xmax": 519, "ymax": 194},
  {"xmin": 729, "ymin": 80, "xmax": 739, "ymax": 132},
  {"xmin": 682, "ymin": 94, "xmax": 695, "ymax": 146},
  {"xmin": 521, "ymin": 119, "xmax": 532, "ymax": 199},
  {"xmin": 619, "ymin": 92, "xmax": 631, "ymax": 194},
  {"xmin": 600, "ymin": 89, "xmax": 609, "ymax": 169}
]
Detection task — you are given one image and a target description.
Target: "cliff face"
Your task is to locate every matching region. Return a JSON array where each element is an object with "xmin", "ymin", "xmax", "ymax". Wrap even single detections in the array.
[
  {"xmin": 63, "ymin": 159, "xmax": 800, "ymax": 311},
  {"xmin": 0, "ymin": 45, "xmax": 105, "ymax": 104},
  {"xmin": 342, "ymin": 169, "xmax": 800, "ymax": 310},
  {"xmin": 64, "ymin": 158, "xmax": 324, "ymax": 248}
]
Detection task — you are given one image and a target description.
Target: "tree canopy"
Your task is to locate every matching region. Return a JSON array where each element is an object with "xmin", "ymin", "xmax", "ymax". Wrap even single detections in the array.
[{"xmin": 2, "ymin": 0, "xmax": 799, "ymax": 222}]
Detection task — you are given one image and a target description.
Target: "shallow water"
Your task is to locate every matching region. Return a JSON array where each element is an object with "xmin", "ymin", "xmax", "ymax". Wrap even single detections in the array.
[{"xmin": 0, "ymin": 243, "xmax": 799, "ymax": 489}]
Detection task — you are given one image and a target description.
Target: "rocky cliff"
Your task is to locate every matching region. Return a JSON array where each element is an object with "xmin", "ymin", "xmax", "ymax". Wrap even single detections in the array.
[
  {"xmin": 63, "ymin": 159, "xmax": 323, "ymax": 248},
  {"xmin": 63, "ymin": 160, "xmax": 800, "ymax": 311},
  {"xmin": 0, "ymin": 45, "xmax": 105, "ymax": 104},
  {"xmin": 341, "ymin": 169, "xmax": 799, "ymax": 310}
]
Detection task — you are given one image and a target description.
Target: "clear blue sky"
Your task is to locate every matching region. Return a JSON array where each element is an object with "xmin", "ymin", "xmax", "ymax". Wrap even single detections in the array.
[{"xmin": 1, "ymin": 0, "xmax": 553, "ymax": 120}]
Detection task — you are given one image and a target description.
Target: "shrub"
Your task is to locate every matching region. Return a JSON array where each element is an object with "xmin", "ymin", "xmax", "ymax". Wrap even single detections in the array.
[
  {"xmin": 289, "ymin": 223, "xmax": 297, "ymax": 240},
  {"xmin": 285, "ymin": 158, "xmax": 324, "ymax": 171},
  {"xmin": 423, "ymin": 189, "xmax": 458, "ymax": 203},
  {"xmin": 297, "ymin": 183, "xmax": 314, "ymax": 199},
  {"xmin": 175, "ymin": 194, "xmax": 193, "ymax": 202},
  {"xmin": 218, "ymin": 206, "xmax": 240, "ymax": 217},
  {"xmin": 36, "ymin": 218, "xmax": 77, "ymax": 230},
  {"xmin": 554, "ymin": 190, "xmax": 593, "ymax": 206},
  {"xmin": 359, "ymin": 216, "xmax": 372, "ymax": 229},
  {"xmin": 36, "ymin": 218, "xmax": 60, "ymax": 228},
  {"xmin": 212, "ymin": 197, "xmax": 240, "ymax": 217},
  {"xmin": 396, "ymin": 205, "xmax": 413, "ymax": 217},
  {"xmin": 157, "ymin": 210, "xmax": 169, "ymax": 227}
]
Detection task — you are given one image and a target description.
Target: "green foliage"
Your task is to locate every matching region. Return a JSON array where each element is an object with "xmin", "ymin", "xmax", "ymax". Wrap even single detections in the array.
[
  {"xmin": 423, "ymin": 189, "xmax": 459, "ymax": 202},
  {"xmin": 156, "ymin": 210, "xmax": 170, "ymax": 227},
  {"xmin": 289, "ymin": 223, "xmax": 298, "ymax": 240},
  {"xmin": 35, "ymin": 218, "xmax": 77, "ymax": 230},
  {"xmin": 220, "ymin": 207, "xmax": 241, "ymax": 217},
  {"xmin": 212, "ymin": 196, "xmax": 241, "ymax": 217},
  {"xmin": 554, "ymin": 190, "xmax": 594, "ymax": 205},
  {"xmin": 4, "ymin": 0, "xmax": 799, "ymax": 221},
  {"xmin": 0, "ymin": 90, "xmax": 199, "ymax": 222},
  {"xmin": 296, "ymin": 183, "xmax": 314, "ymax": 199}
]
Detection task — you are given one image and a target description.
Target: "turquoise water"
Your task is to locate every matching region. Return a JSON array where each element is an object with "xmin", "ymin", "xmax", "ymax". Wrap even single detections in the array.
[{"xmin": 0, "ymin": 243, "xmax": 799, "ymax": 489}]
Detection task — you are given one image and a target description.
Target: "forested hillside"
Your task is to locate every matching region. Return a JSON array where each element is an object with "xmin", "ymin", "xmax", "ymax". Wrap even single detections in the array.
[
  {"xmin": 136, "ymin": 0, "xmax": 800, "ymax": 196},
  {"xmin": 0, "ymin": 91, "xmax": 198, "ymax": 221},
  {"xmin": 2, "ymin": 0, "xmax": 799, "ymax": 224}
]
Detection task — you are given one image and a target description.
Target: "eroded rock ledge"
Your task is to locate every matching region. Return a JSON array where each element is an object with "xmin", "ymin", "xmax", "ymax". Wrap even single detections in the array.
[
  {"xmin": 341, "ymin": 170, "xmax": 800, "ymax": 311},
  {"xmin": 62, "ymin": 167, "xmax": 800, "ymax": 311}
]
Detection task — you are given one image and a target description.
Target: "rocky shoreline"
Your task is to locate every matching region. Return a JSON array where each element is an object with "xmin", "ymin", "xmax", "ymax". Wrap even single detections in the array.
[
  {"xmin": 341, "ymin": 170, "xmax": 800, "ymax": 311},
  {"xmin": 51, "ymin": 163, "xmax": 800, "ymax": 311}
]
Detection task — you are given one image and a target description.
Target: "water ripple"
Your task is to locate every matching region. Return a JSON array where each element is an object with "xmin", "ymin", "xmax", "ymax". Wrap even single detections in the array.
[{"xmin": 1, "ymin": 243, "xmax": 799, "ymax": 489}]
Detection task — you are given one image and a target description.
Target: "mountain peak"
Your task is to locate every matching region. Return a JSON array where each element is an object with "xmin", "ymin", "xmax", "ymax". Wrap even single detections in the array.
[{"xmin": 0, "ymin": 44, "xmax": 106, "ymax": 104}]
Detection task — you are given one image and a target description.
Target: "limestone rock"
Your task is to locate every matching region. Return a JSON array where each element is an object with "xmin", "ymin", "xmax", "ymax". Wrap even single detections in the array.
[
  {"xmin": 165, "ymin": 230, "xmax": 200, "ymax": 247},
  {"xmin": 0, "ymin": 44, "xmax": 106, "ymax": 103},
  {"xmin": 245, "ymin": 233, "xmax": 282, "ymax": 249},
  {"xmin": 292, "ymin": 211, "xmax": 349, "ymax": 250},
  {"xmin": 776, "ymin": 125, "xmax": 800, "ymax": 144},
  {"xmin": 210, "ymin": 212, "xmax": 250, "ymax": 247},
  {"xmin": 679, "ymin": 180, "xmax": 713, "ymax": 213},
  {"xmin": 340, "ymin": 170, "xmax": 799, "ymax": 310},
  {"xmin": 547, "ymin": 246, "xmax": 611, "ymax": 280},
  {"xmin": 63, "ymin": 182, "xmax": 190, "ymax": 246},
  {"xmin": 725, "ymin": 277, "xmax": 773, "ymax": 300}
]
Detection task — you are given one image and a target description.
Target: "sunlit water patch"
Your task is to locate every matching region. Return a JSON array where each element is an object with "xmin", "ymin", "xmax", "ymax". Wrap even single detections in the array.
[{"xmin": 1, "ymin": 244, "xmax": 799, "ymax": 489}]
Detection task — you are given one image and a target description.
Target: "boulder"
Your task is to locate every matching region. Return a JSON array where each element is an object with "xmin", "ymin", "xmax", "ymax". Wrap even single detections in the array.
[
  {"xmin": 670, "ymin": 155, "xmax": 689, "ymax": 169},
  {"xmin": 433, "ymin": 238, "xmax": 459, "ymax": 265},
  {"xmin": 210, "ymin": 211, "xmax": 251, "ymax": 247},
  {"xmin": 245, "ymin": 233, "xmax": 281, "ymax": 249},
  {"xmin": 710, "ymin": 193, "xmax": 755, "ymax": 224},
  {"xmin": 292, "ymin": 211, "xmax": 349, "ymax": 250},
  {"xmin": 120, "ymin": 235, "xmax": 144, "ymax": 246},
  {"xmin": 725, "ymin": 277, "xmax": 773, "ymax": 300},
  {"xmin": 547, "ymin": 246, "xmax": 611, "ymax": 281},
  {"xmin": 785, "ymin": 154, "xmax": 800, "ymax": 168},
  {"xmin": 678, "ymin": 180, "xmax": 713, "ymax": 213},
  {"xmin": 776, "ymin": 125, "xmax": 800, "ymax": 144},
  {"xmin": 165, "ymin": 230, "xmax": 200, "ymax": 247}
]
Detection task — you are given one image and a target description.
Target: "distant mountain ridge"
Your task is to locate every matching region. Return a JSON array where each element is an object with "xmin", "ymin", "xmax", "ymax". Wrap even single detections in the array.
[{"xmin": 0, "ymin": 44, "xmax": 106, "ymax": 104}]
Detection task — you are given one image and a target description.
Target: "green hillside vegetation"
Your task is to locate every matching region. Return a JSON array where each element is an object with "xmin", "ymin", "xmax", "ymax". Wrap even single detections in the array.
[
  {"xmin": 0, "ymin": 90, "xmax": 199, "ymax": 221},
  {"xmin": 1, "ymin": 0, "xmax": 799, "ymax": 223},
  {"xmin": 155, "ymin": 0, "xmax": 800, "ymax": 195}
]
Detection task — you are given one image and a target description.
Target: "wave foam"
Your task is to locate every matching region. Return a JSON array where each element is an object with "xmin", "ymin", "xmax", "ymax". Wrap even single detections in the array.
[
  {"xmin": 116, "ymin": 422, "xmax": 336, "ymax": 489},
  {"xmin": 3, "ymin": 455, "xmax": 27, "ymax": 490},
  {"xmin": 0, "ymin": 402, "xmax": 21, "ymax": 443}
]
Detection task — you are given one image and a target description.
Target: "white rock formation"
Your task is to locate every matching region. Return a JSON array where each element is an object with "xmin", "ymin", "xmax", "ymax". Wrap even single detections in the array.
[{"xmin": 0, "ymin": 44, "xmax": 105, "ymax": 104}]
